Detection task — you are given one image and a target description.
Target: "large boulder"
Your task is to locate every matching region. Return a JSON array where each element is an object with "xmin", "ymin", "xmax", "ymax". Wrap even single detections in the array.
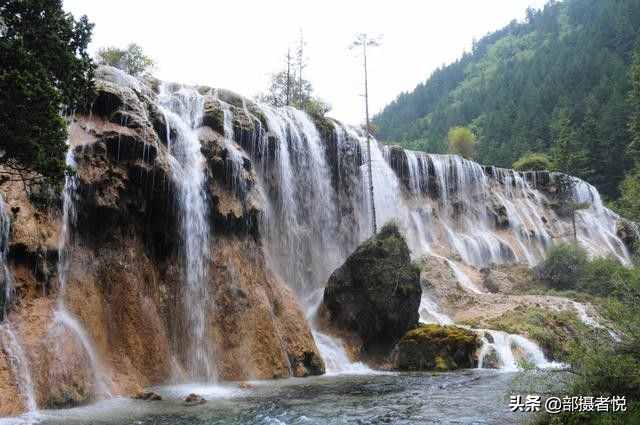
[
  {"xmin": 320, "ymin": 222, "xmax": 421, "ymax": 357},
  {"xmin": 616, "ymin": 218, "xmax": 639, "ymax": 254},
  {"xmin": 393, "ymin": 324, "xmax": 480, "ymax": 371}
]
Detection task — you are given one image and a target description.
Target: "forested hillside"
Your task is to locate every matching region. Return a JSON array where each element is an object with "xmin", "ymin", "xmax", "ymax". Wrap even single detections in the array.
[{"xmin": 373, "ymin": 0, "xmax": 640, "ymax": 201}]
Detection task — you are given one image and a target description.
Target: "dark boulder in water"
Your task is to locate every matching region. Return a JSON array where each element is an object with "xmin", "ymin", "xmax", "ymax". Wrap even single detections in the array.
[
  {"xmin": 184, "ymin": 393, "xmax": 206, "ymax": 406},
  {"xmin": 134, "ymin": 391, "xmax": 162, "ymax": 401},
  {"xmin": 320, "ymin": 222, "xmax": 421, "ymax": 358},
  {"xmin": 393, "ymin": 324, "xmax": 480, "ymax": 371}
]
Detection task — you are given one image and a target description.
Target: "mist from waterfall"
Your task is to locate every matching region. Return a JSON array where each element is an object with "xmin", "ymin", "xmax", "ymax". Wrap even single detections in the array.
[{"xmin": 158, "ymin": 84, "xmax": 216, "ymax": 382}]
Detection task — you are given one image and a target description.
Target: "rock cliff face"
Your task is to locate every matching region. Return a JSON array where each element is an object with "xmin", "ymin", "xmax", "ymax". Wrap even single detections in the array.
[{"xmin": 0, "ymin": 66, "xmax": 324, "ymax": 416}]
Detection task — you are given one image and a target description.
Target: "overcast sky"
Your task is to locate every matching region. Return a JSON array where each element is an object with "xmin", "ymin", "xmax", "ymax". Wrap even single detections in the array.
[{"xmin": 63, "ymin": 0, "xmax": 548, "ymax": 124}]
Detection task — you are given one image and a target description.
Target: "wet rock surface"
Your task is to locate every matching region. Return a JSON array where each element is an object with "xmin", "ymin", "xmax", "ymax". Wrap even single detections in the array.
[
  {"xmin": 184, "ymin": 393, "xmax": 206, "ymax": 406},
  {"xmin": 320, "ymin": 222, "xmax": 421, "ymax": 358}
]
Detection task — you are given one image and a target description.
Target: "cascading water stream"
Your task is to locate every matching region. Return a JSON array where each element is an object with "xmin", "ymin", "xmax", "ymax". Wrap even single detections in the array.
[
  {"xmin": 218, "ymin": 99, "xmax": 247, "ymax": 199},
  {"xmin": 158, "ymin": 84, "xmax": 215, "ymax": 382},
  {"xmin": 54, "ymin": 148, "xmax": 111, "ymax": 398},
  {"xmin": 1, "ymin": 194, "xmax": 12, "ymax": 320},
  {"xmin": 0, "ymin": 194, "xmax": 38, "ymax": 415},
  {"xmin": 0, "ymin": 325, "xmax": 37, "ymax": 415},
  {"xmin": 476, "ymin": 330, "xmax": 564, "ymax": 371}
]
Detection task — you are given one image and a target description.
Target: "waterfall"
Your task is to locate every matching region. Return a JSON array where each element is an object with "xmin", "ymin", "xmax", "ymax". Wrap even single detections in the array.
[
  {"xmin": 311, "ymin": 331, "xmax": 371, "ymax": 375},
  {"xmin": 476, "ymin": 330, "xmax": 563, "ymax": 371},
  {"xmin": 158, "ymin": 84, "xmax": 215, "ymax": 381},
  {"xmin": 0, "ymin": 195, "xmax": 38, "ymax": 414},
  {"xmin": 0, "ymin": 325, "xmax": 37, "ymax": 414},
  {"xmin": 303, "ymin": 289, "xmax": 372, "ymax": 374},
  {"xmin": 1, "ymin": 194, "xmax": 12, "ymax": 321},
  {"xmin": 55, "ymin": 148, "xmax": 111, "ymax": 397},
  {"xmin": 418, "ymin": 293, "xmax": 454, "ymax": 325},
  {"xmin": 253, "ymin": 105, "xmax": 344, "ymax": 295},
  {"xmin": 571, "ymin": 179, "xmax": 631, "ymax": 264},
  {"xmin": 571, "ymin": 301, "xmax": 621, "ymax": 342},
  {"xmin": 218, "ymin": 99, "xmax": 248, "ymax": 199}
]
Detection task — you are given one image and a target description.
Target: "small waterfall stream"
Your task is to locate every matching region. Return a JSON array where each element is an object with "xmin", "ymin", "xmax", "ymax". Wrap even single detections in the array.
[
  {"xmin": 158, "ymin": 84, "xmax": 216, "ymax": 382},
  {"xmin": 1, "ymin": 194, "xmax": 13, "ymax": 321},
  {"xmin": 55, "ymin": 148, "xmax": 111, "ymax": 398},
  {"xmin": 0, "ymin": 325, "xmax": 37, "ymax": 415},
  {"xmin": 0, "ymin": 194, "xmax": 38, "ymax": 415},
  {"xmin": 476, "ymin": 330, "xmax": 564, "ymax": 371}
]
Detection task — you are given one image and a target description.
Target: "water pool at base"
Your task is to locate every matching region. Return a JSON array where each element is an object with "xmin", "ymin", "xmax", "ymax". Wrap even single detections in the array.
[{"xmin": 7, "ymin": 370, "xmax": 562, "ymax": 425}]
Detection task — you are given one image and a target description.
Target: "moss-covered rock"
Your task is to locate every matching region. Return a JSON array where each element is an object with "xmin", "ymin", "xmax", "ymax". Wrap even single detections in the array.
[
  {"xmin": 394, "ymin": 324, "xmax": 480, "ymax": 371},
  {"xmin": 320, "ymin": 222, "xmax": 421, "ymax": 357}
]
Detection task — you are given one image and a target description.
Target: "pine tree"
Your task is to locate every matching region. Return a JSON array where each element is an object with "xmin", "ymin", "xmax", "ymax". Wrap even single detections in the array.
[
  {"xmin": 628, "ymin": 49, "xmax": 640, "ymax": 160},
  {"xmin": 0, "ymin": 0, "xmax": 95, "ymax": 186},
  {"xmin": 551, "ymin": 108, "xmax": 591, "ymax": 179}
]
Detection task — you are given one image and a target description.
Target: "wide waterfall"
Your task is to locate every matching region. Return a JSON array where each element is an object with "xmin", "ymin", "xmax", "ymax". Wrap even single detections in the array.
[
  {"xmin": 158, "ymin": 84, "xmax": 216, "ymax": 382},
  {"xmin": 219, "ymin": 105, "xmax": 631, "ymax": 372}
]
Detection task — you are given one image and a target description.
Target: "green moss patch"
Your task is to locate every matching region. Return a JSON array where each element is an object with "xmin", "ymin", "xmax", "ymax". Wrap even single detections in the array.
[{"xmin": 395, "ymin": 324, "xmax": 480, "ymax": 371}]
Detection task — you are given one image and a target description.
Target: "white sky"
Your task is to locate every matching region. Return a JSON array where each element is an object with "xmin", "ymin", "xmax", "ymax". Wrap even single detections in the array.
[{"xmin": 63, "ymin": 0, "xmax": 548, "ymax": 125}]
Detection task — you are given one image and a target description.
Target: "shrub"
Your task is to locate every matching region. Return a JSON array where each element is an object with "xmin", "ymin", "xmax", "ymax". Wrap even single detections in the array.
[
  {"xmin": 447, "ymin": 126, "xmax": 476, "ymax": 159},
  {"xmin": 579, "ymin": 256, "xmax": 631, "ymax": 297},
  {"xmin": 535, "ymin": 243, "xmax": 588, "ymax": 290},
  {"xmin": 512, "ymin": 152, "xmax": 551, "ymax": 171}
]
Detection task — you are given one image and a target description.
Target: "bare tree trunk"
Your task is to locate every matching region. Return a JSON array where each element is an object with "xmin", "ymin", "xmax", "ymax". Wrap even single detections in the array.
[
  {"xmin": 363, "ymin": 41, "xmax": 377, "ymax": 235},
  {"xmin": 286, "ymin": 49, "xmax": 291, "ymax": 106}
]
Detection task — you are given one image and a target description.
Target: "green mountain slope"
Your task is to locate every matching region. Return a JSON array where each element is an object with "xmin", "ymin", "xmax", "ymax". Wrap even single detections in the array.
[{"xmin": 373, "ymin": 0, "xmax": 640, "ymax": 199}]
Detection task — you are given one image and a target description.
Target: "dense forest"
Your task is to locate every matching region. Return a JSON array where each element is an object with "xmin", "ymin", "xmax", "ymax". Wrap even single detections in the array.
[{"xmin": 373, "ymin": 0, "xmax": 640, "ymax": 203}]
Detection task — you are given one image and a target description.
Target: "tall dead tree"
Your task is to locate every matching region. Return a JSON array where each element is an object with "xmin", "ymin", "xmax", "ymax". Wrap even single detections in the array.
[
  {"xmin": 296, "ymin": 30, "xmax": 306, "ymax": 107},
  {"xmin": 351, "ymin": 33, "xmax": 381, "ymax": 235},
  {"xmin": 286, "ymin": 48, "xmax": 292, "ymax": 106}
]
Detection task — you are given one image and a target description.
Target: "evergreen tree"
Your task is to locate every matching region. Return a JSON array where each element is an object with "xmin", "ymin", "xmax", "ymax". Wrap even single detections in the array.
[
  {"xmin": 0, "ymin": 0, "xmax": 95, "ymax": 186},
  {"xmin": 551, "ymin": 108, "xmax": 591, "ymax": 179},
  {"xmin": 617, "ymin": 165, "xmax": 640, "ymax": 222},
  {"xmin": 372, "ymin": 0, "xmax": 640, "ymax": 200},
  {"xmin": 629, "ymin": 49, "xmax": 640, "ymax": 160}
]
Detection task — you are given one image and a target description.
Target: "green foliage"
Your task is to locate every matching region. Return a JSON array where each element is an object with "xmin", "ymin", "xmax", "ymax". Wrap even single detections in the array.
[
  {"xmin": 550, "ymin": 108, "xmax": 593, "ymax": 179},
  {"xmin": 486, "ymin": 305, "xmax": 587, "ymax": 360},
  {"xmin": 535, "ymin": 243, "xmax": 588, "ymax": 290},
  {"xmin": 96, "ymin": 43, "xmax": 154, "ymax": 76},
  {"xmin": 0, "ymin": 0, "xmax": 95, "ymax": 185},
  {"xmin": 304, "ymin": 97, "xmax": 332, "ymax": 119},
  {"xmin": 628, "ymin": 49, "xmax": 640, "ymax": 160},
  {"xmin": 580, "ymin": 256, "xmax": 633, "ymax": 297},
  {"xmin": 513, "ymin": 152, "xmax": 551, "ymax": 171},
  {"xmin": 616, "ymin": 164, "xmax": 640, "ymax": 222},
  {"xmin": 373, "ymin": 0, "xmax": 640, "ymax": 200},
  {"xmin": 257, "ymin": 68, "xmax": 330, "ymax": 117},
  {"xmin": 447, "ymin": 126, "xmax": 476, "ymax": 159}
]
